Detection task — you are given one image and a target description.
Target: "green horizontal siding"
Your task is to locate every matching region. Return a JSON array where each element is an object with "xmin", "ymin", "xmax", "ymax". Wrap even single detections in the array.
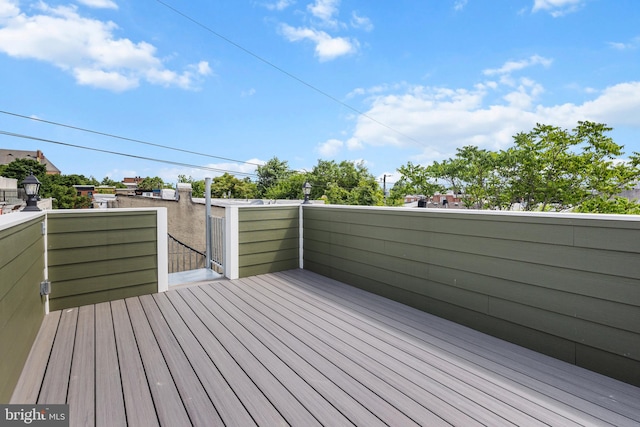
[
  {"xmin": 0, "ymin": 217, "xmax": 45, "ymax": 403},
  {"xmin": 238, "ymin": 206, "xmax": 299, "ymax": 278},
  {"xmin": 48, "ymin": 211, "xmax": 158, "ymax": 311},
  {"xmin": 303, "ymin": 206, "xmax": 640, "ymax": 386}
]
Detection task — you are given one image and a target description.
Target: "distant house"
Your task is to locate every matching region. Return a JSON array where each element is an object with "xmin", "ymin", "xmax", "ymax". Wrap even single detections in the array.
[
  {"xmin": 95, "ymin": 185, "xmax": 116, "ymax": 194},
  {"xmin": 122, "ymin": 177, "xmax": 144, "ymax": 189},
  {"xmin": 0, "ymin": 149, "xmax": 61, "ymax": 175},
  {"xmin": 73, "ymin": 185, "xmax": 94, "ymax": 198},
  {"xmin": 406, "ymin": 192, "xmax": 464, "ymax": 208},
  {"xmin": 118, "ymin": 177, "xmax": 144, "ymax": 196}
]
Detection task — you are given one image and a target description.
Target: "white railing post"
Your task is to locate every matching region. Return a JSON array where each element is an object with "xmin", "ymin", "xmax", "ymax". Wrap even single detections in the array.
[
  {"xmin": 299, "ymin": 204, "xmax": 304, "ymax": 269},
  {"xmin": 224, "ymin": 205, "xmax": 239, "ymax": 279},
  {"xmin": 205, "ymin": 177, "xmax": 212, "ymax": 270},
  {"xmin": 156, "ymin": 207, "xmax": 168, "ymax": 293}
]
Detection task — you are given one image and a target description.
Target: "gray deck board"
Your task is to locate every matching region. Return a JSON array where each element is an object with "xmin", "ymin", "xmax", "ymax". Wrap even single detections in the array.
[
  {"xmin": 150, "ymin": 292, "xmax": 258, "ymax": 426},
  {"xmin": 94, "ymin": 301, "xmax": 126, "ymax": 427},
  {"xmin": 279, "ymin": 269, "xmax": 640, "ymax": 425},
  {"xmin": 138, "ymin": 294, "xmax": 224, "ymax": 427},
  {"xmin": 188, "ymin": 285, "xmax": 353, "ymax": 426},
  {"xmin": 125, "ymin": 297, "xmax": 191, "ymax": 426},
  {"xmin": 265, "ymin": 272, "xmax": 592, "ymax": 425},
  {"xmin": 201, "ymin": 281, "xmax": 390, "ymax": 427},
  {"xmin": 38, "ymin": 307, "xmax": 77, "ymax": 404},
  {"xmin": 243, "ymin": 275, "xmax": 533, "ymax": 426},
  {"xmin": 212, "ymin": 277, "xmax": 424, "ymax": 426},
  {"xmin": 12, "ymin": 269, "xmax": 640, "ymax": 426},
  {"xmin": 110, "ymin": 299, "xmax": 159, "ymax": 427},
  {"xmin": 230, "ymin": 276, "xmax": 457, "ymax": 426},
  {"xmin": 67, "ymin": 305, "xmax": 95, "ymax": 427},
  {"xmin": 177, "ymin": 288, "xmax": 320, "ymax": 426},
  {"xmin": 163, "ymin": 291, "xmax": 285, "ymax": 426}
]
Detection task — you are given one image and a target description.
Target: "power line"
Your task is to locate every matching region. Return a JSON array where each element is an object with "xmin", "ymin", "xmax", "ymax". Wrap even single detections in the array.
[
  {"xmin": 154, "ymin": 0, "xmax": 428, "ymax": 148},
  {"xmin": 0, "ymin": 110, "xmax": 262, "ymax": 167},
  {"xmin": 0, "ymin": 130, "xmax": 258, "ymax": 177}
]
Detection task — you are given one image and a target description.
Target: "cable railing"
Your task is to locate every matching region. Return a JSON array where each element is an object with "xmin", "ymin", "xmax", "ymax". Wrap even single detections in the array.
[{"xmin": 168, "ymin": 233, "xmax": 206, "ymax": 273}]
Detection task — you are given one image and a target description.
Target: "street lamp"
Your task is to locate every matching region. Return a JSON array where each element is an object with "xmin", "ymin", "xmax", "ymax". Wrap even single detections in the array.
[
  {"xmin": 21, "ymin": 172, "xmax": 41, "ymax": 212},
  {"xmin": 302, "ymin": 181, "xmax": 312, "ymax": 204}
]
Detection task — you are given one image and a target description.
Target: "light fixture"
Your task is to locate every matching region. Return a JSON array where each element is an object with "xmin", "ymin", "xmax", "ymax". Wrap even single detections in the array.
[
  {"xmin": 21, "ymin": 172, "xmax": 41, "ymax": 212},
  {"xmin": 302, "ymin": 181, "xmax": 312, "ymax": 204}
]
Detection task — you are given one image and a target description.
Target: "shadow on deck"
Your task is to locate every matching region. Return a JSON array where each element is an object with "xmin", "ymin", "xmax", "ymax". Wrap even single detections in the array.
[{"xmin": 11, "ymin": 270, "xmax": 640, "ymax": 426}]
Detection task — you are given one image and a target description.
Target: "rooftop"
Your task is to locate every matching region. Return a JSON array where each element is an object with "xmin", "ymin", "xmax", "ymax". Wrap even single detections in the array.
[
  {"xmin": 11, "ymin": 270, "xmax": 640, "ymax": 426},
  {"xmin": 0, "ymin": 149, "xmax": 61, "ymax": 174}
]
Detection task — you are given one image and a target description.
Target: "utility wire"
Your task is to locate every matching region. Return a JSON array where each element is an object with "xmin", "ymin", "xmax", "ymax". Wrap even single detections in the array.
[
  {"xmin": 154, "ymin": 0, "xmax": 427, "ymax": 148},
  {"xmin": 1, "ymin": 129, "xmax": 390, "ymax": 193},
  {"xmin": 1, "ymin": 3, "xmax": 426, "ymax": 177},
  {"xmin": 0, "ymin": 130, "xmax": 258, "ymax": 177},
  {"xmin": 0, "ymin": 110, "xmax": 262, "ymax": 167}
]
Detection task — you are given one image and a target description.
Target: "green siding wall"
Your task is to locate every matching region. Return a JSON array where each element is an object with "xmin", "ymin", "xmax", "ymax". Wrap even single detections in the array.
[
  {"xmin": 0, "ymin": 217, "xmax": 45, "ymax": 403},
  {"xmin": 47, "ymin": 210, "xmax": 158, "ymax": 310},
  {"xmin": 238, "ymin": 206, "xmax": 299, "ymax": 277},
  {"xmin": 303, "ymin": 206, "xmax": 640, "ymax": 386}
]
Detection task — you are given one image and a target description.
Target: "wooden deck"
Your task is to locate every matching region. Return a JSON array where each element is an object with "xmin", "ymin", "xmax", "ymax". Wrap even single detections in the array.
[{"xmin": 11, "ymin": 269, "xmax": 640, "ymax": 426}]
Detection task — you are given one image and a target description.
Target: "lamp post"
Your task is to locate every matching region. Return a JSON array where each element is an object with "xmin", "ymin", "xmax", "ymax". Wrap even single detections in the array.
[
  {"xmin": 302, "ymin": 181, "xmax": 312, "ymax": 204},
  {"xmin": 21, "ymin": 172, "xmax": 41, "ymax": 212}
]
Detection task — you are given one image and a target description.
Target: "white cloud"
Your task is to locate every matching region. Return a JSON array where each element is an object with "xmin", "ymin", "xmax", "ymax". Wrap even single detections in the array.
[
  {"xmin": 307, "ymin": 0, "xmax": 340, "ymax": 25},
  {"xmin": 317, "ymin": 138, "xmax": 344, "ymax": 157},
  {"xmin": 454, "ymin": 0, "xmax": 468, "ymax": 12},
  {"xmin": 0, "ymin": 1, "xmax": 210, "ymax": 91},
  {"xmin": 532, "ymin": 0, "xmax": 585, "ymax": 17},
  {"xmin": 609, "ymin": 36, "xmax": 640, "ymax": 51},
  {"xmin": 342, "ymin": 74, "xmax": 640, "ymax": 166},
  {"xmin": 264, "ymin": 0, "xmax": 295, "ymax": 11},
  {"xmin": 544, "ymin": 81, "xmax": 640, "ymax": 126},
  {"xmin": 273, "ymin": 0, "xmax": 370, "ymax": 61},
  {"xmin": 483, "ymin": 55, "xmax": 552, "ymax": 77},
  {"xmin": 279, "ymin": 23, "xmax": 358, "ymax": 61},
  {"xmin": 350, "ymin": 12, "xmax": 373, "ymax": 31},
  {"xmin": 196, "ymin": 61, "xmax": 212, "ymax": 75},
  {"xmin": 77, "ymin": 0, "xmax": 118, "ymax": 9},
  {"xmin": 0, "ymin": 0, "xmax": 20, "ymax": 21},
  {"xmin": 74, "ymin": 67, "xmax": 138, "ymax": 91},
  {"xmin": 241, "ymin": 88, "xmax": 256, "ymax": 97},
  {"xmin": 346, "ymin": 137, "xmax": 363, "ymax": 150}
]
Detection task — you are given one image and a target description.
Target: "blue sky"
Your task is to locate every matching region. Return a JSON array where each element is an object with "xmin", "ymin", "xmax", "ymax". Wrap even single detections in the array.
[{"xmin": 1, "ymin": 0, "xmax": 639, "ymax": 186}]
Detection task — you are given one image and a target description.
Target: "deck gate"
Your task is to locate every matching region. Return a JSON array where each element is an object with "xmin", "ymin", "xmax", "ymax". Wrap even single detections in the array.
[{"xmin": 209, "ymin": 215, "xmax": 225, "ymax": 273}]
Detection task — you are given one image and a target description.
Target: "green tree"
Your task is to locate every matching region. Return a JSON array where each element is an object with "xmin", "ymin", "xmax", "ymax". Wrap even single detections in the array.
[
  {"xmin": 309, "ymin": 160, "xmax": 383, "ymax": 205},
  {"xmin": 429, "ymin": 146, "xmax": 508, "ymax": 209},
  {"xmin": 41, "ymin": 174, "xmax": 96, "ymax": 209},
  {"xmin": 264, "ymin": 172, "xmax": 308, "ymax": 200},
  {"xmin": 390, "ymin": 161, "xmax": 443, "ymax": 205},
  {"xmin": 0, "ymin": 158, "xmax": 47, "ymax": 182},
  {"xmin": 138, "ymin": 176, "xmax": 166, "ymax": 191},
  {"xmin": 506, "ymin": 121, "xmax": 640, "ymax": 211},
  {"xmin": 256, "ymin": 157, "xmax": 292, "ymax": 197},
  {"xmin": 210, "ymin": 173, "xmax": 257, "ymax": 199},
  {"xmin": 100, "ymin": 176, "xmax": 126, "ymax": 188},
  {"xmin": 394, "ymin": 121, "xmax": 640, "ymax": 213},
  {"xmin": 46, "ymin": 184, "xmax": 92, "ymax": 209},
  {"xmin": 576, "ymin": 196, "xmax": 640, "ymax": 214}
]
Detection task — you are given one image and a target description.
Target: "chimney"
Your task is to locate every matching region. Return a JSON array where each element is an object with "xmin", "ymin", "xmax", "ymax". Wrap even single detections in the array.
[{"xmin": 36, "ymin": 150, "xmax": 44, "ymax": 162}]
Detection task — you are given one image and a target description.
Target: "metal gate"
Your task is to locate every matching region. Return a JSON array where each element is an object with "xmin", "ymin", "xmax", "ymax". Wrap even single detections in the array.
[{"xmin": 209, "ymin": 215, "xmax": 225, "ymax": 273}]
